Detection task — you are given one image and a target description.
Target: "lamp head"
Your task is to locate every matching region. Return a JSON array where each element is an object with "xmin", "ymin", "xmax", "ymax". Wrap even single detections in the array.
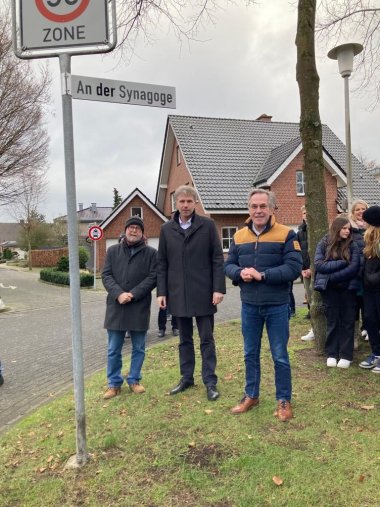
[{"xmin": 327, "ymin": 43, "xmax": 363, "ymax": 77}]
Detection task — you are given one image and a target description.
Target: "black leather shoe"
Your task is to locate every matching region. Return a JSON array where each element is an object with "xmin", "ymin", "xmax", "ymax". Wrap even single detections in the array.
[
  {"xmin": 158, "ymin": 329, "xmax": 166, "ymax": 338},
  {"xmin": 206, "ymin": 385, "xmax": 220, "ymax": 401},
  {"xmin": 169, "ymin": 380, "xmax": 194, "ymax": 395}
]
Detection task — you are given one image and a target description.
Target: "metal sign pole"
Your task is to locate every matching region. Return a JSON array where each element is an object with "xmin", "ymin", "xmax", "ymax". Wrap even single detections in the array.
[
  {"xmin": 93, "ymin": 240, "xmax": 97, "ymax": 290},
  {"xmin": 59, "ymin": 53, "xmax": 87, "ymax": 466}
]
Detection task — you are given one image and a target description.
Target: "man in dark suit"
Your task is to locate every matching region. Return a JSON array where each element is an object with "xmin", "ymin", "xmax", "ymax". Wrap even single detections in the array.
[{"xmin": 157, "ymin": 185, "xmax": 225, "ymax": 401}]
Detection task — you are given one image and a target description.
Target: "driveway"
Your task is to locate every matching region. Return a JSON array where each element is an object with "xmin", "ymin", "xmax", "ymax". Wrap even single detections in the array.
[{"xmin": 0, "ymin": 266, "xmax": 305, "ymax": 434}]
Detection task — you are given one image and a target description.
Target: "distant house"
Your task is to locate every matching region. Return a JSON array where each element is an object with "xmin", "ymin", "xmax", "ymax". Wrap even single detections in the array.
[
  {"xmin": 55, "ymin": 203, "xmax": 112, "ymax": 239},
  {"xmin": 155, "ymin": 114, "xmax": 380, "ymax": 252},
  {"xmin": 96, "ymin": 188, "xmax": 167, "ymax": 271},
  {"xmin": 0, "ymin": 223, "xmax": 25, "ymax": 258}
]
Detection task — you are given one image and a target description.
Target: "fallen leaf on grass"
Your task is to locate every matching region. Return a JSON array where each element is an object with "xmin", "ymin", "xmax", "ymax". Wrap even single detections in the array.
[
  {"xmin": 47, "ymin": 456, "xmax": 54, "ymax": 463},
  {"xmin": 247, "ymin": 435, "xmax": 253, "ymax": 440},
  {"xmin": 272, "ymin": 476, "xmax": 284, "ymax": 486},
  {"xmin": 358, "ymin": 475, "xmax": 365, "ymax": 482},
  {"xmin": 204, "ymin": 409, "xmax": 213, "ymax": 415},
  {"xmin": 38, "ymin": 467, "xmax": 47, "ymax": 473},
  {"xmin": 188, "ymin": 441, "xmax": 196, "ymax": 448},
  {"xmin": 360, "ymin": 405, "xmax": 375, "ymax": 411},
  {"xmin": 224, "ymin": 373, "xmax": 234, "ymax": 381}
]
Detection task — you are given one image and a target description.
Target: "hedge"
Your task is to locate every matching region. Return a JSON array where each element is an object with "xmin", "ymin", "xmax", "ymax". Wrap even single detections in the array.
[{"xmin": 40, "ymin": 268, "xmax": 93, "ymax": 287}]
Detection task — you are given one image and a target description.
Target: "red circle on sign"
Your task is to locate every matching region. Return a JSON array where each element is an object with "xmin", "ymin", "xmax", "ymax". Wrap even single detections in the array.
[
  {"xmin": 88, "ymin": 226, "xmax": 103, "ymax": 241},
  {"xmin": 35, "ymin": 0, "xmax": 90, "ymax": 23}
]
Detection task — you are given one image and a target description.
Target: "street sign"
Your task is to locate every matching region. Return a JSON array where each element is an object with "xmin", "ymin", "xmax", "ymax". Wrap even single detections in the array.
[
  {"xmin": 72, "ymin": 75, "xmax": 177, "ymax": 109},
  {"xmin": 12, "ymin": 0, "xmax": 116, "ymax": 58},
  {"xmin": 88, "ymin": 225, "xmax": 103, "ymax": 241}
]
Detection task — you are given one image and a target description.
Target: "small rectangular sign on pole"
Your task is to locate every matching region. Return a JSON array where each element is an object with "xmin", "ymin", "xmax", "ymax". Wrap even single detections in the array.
[{"xmin": 72, "ymin": 75, "xmax": 176, "ymax": 109}]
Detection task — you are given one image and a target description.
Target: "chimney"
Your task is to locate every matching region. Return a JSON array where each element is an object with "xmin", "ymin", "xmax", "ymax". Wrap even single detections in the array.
[
  {"xmin": 256, "ymin": 114, "xmax": 272, "ymax": 122},
  {"xmin": 91, "ymin": 203, "xmax": 97, "ymax": 213},
  {"xmin": 78, "ymin": 203, "xmax": 83, "ymax": 211}
]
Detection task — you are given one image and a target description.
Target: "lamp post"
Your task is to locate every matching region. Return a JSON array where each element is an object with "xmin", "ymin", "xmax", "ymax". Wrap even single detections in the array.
[{"xmin": 328, "ymin": 42, "xmax": 363, "ymax": 211}]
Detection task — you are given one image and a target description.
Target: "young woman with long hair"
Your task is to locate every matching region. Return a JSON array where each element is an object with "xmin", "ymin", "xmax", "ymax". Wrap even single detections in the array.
[
  {"xmin": 314, "ymin": 216, "xmax": 360, "ymax": 368},
  {"xmin": 358, "ymin": 206, "xmax": 380, "ymax": 373}
]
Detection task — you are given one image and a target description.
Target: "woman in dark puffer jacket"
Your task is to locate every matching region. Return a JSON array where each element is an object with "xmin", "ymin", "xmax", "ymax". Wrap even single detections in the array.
[{"xmin": 314, "ymin": 216, "xmax": 360, "ymax": 369}]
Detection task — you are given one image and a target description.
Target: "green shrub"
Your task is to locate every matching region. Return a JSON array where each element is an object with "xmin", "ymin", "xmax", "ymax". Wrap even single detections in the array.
[
  {"xmin": 3, "ymin": 249, "xmax": 12, "ymax": 260},
  {"xmin": 78, "ymin": 246, "xmax": 89, "ymax": 269},
  {"xmin": 40, "ymin": 268, "xmax": 94, "ymax": 287},
  {"xmin": 57, "ymin": 256, "xmax": 69, "ymax": 272}
]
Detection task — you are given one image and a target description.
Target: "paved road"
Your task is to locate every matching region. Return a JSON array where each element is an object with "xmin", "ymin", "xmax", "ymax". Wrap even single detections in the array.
[{"xmin": 0, "ymin": 266, "xmax": 304, "ymax": 434}]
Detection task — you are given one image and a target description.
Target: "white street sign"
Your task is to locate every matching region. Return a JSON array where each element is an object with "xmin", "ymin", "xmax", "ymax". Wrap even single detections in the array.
[
  {"xmin": 12, "ymin": 0, "xmax": 116, "ymax": 58},
  {"xmin": 71, "ymin": 75, "xmax": 177, "ymax": 109}
]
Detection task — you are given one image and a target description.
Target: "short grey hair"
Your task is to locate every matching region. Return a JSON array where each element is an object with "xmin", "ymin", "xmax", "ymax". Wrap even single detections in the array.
[
  {"xmin": 174, "ymin": 185, "xmax": 198, "ymax": 201},
  {"xmin": 248, "ymin": 188, "xmax": 277, "ymax": 209}
]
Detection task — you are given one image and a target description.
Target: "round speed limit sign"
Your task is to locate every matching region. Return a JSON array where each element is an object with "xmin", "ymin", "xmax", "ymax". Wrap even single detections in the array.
[
  {"xmin": 88, "ymin": 226, "xmax": 103, "ymax": 241},
  {"xmin": 35, "ymin": 0, "xmax": 90, "ymax": 23}
]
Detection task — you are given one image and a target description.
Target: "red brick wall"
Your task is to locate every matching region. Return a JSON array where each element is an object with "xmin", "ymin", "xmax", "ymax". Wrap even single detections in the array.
[
  {"xmin": 31, "ymin": 248, "xmax": 69, "ymax": 267},
  {"xmin": 270, "ymin": 152, "xmax": 338, "ymax": 225},
  {"xmin": 97, "ymin": 197, "xmax": 165, "ymax": 271}
]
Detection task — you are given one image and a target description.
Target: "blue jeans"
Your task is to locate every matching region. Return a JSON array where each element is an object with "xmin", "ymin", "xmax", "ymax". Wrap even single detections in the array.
[
  {"xmin": 241, "ymin": 303, "xmax": 291, "ymax": 401},
  {"xmin": 107, "ymin": 330, "xmax": 146, "ymax": 387}
]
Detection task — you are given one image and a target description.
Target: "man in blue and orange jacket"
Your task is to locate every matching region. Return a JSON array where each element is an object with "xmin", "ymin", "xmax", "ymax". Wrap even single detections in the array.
[{"xmin": 225, "ymin": 188, "xmax": 302, "ymax": 421}]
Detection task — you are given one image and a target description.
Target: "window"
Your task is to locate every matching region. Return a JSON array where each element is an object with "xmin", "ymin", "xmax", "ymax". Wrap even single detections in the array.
[
  {"xmin": 176, "ymin": 145, "xmax": 181, "ymax": 165},
  {"xmin": 296, "ymin": 170, "xmax": 305, "ymax": 195},
  {"xmin": 222, "ymin": 226, "xmax": 238, "ymax": 251},
  {"xmin": 170, "ymin": 192, "xmax": 176, "ymax": 213},
  {"xmin": 131, "ymin": 207, "xmax": 142, "ymax": 218}
]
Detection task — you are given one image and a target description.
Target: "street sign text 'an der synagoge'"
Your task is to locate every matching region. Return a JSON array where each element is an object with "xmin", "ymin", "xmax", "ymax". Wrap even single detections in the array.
[{"xmin": 13, "ymin": 0, "xmax": 116, "ymax": 58}]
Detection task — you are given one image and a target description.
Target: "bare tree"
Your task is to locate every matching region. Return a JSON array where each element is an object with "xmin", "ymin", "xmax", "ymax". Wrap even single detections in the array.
[
  {"xmin": 317, "ymin": 1, "xmax": 380, "ymax": 103},
  {"xmin": 7, "ymin": 167, "xmax": 48, "ymax": 270},
  {"xmin": 296, "ymin": 0, "xmax": 328, "ymax": 353},
  {"xmin": 0, "ymin": 12, "xmax": 50, "ymax": 206},
  {"xmin": 115, "ymin": 0, "xmax": 255, "ymax": 56}
]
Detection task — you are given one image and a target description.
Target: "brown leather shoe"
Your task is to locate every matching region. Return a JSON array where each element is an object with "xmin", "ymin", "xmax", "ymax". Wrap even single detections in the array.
[
  {"xmin": 274, "ymin": 400, "xmax": 293, "ymax": 421},
  {"xmin": 230, "ymin": 395, "xmax": 259, "ymax": 414},
  {"xmin": 129, "ymin": 383, "xmax": 146, "ymax": 394},
  {"xmin": 103, "ymin": 387, "xmax": 121, "ymax": 400}
]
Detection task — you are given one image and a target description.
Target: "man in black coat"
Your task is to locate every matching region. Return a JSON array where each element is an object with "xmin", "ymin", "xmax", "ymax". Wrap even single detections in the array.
[
  {"xmin": 157, "ymin": 185, "xmax": 226, "ymax": 401},
  {"xmin": 102, "ymin": 216, "xmax": 157, "ymax": 400}
]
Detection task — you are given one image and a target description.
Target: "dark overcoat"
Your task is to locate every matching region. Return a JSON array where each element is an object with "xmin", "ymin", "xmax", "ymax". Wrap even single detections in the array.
[
  {"xmin": 157, "ymin": 212, "xmax": 226, "ymax": 317},
  {"xmin": 102, "ymin": 240, "xmax": 157, "ymax": 331}
]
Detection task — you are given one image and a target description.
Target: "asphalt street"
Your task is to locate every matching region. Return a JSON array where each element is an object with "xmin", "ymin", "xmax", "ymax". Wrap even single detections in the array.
[{"xmin": 0, "ymin": 266, "xmax": 305, "ymax": 435}]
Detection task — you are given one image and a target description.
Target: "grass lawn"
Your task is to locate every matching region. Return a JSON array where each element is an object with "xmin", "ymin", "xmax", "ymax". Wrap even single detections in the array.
[{"xmin": 1, "ymin": 310, "xmax": 378, "ymax": 507}]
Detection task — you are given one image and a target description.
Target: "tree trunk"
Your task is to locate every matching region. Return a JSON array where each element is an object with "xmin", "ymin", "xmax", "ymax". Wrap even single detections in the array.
[
  {"xmin": 27, "ymin": 234, "xmax": 32, "ymax": 271},
  {"xmin": 296, "ymin": 0, "xmax": 328, "ymax": 354}
]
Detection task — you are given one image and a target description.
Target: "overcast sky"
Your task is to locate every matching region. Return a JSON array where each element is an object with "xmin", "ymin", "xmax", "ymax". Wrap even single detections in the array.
[{"xmin": 2, "ymin": 1, "xmax": 379, "ymax": 222}]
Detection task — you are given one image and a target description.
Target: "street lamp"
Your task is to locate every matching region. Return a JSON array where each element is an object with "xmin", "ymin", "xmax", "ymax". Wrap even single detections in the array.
[{"xmin": 328, "ymin": 42, "xmax": 363, "ymax": 211}]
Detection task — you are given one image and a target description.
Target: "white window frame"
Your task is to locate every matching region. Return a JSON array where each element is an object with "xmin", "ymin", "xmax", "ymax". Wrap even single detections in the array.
[
  {"xmin": 222, "ymin": 226, "xmax": 238, "ymax": 252},
  {"xmin": 296, "ymin": 170, "xmax": 305, "ymax": 196},
  {"xmin": 170, "ymin": 191, "xmax": 176, "ymax": 213},
  {"xmin": 131, "ymin": 207, "xmax": 143, "ymax": 218},
  {"xmin": 176, "ymin": 145, "xmax": 181, "ymax": 165}
]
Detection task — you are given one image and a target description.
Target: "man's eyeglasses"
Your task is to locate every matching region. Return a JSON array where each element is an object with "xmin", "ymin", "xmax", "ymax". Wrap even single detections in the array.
[
  {"xmin": 249, "ymin": 204, "xmax": 269, "ymax": 210},
  {"xmin": 127, "ymin": 225, "xmax": 142, "ymax": 231}
]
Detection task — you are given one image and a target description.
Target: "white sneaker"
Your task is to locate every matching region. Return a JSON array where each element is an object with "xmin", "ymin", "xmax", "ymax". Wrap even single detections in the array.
[
  {"xmin": 326, "ymin": 357, "xmax": 337, "ymax": 367},
  {"xmin": 361, "ymin": 329, "xmax": 368, "ymax": 338},
  {"xmin": 337, "ymin": 359, "xmax": 351, "ymax": 369},
  {"xmin": 301, "ymin": 329, "xmax": 314, "ymax": 341}
]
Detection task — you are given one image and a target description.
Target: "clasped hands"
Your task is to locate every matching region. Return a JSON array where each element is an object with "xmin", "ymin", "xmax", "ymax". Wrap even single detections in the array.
[
  {"xmin": 117, "ymin": 292, "xmax": 134, "ymax": 304},
  {"xmin": 157, "ymin": 292, "xmax": 224, "ymax": 308},
  {"xmin": 240, "ymin": 267, "xmax": 262, "ymax": 282}
]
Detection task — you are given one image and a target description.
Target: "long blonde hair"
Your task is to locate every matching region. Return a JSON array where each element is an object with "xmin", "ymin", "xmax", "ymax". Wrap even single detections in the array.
[{"xmin": 363, "ymin": 225, "xmax": 380, "ymax": 259}]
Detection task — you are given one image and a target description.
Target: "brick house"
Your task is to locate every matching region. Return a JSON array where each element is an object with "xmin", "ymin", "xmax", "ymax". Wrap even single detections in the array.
[
  {"xmin": 96, "ymin": 188, "xmax": 167, "ymax": 271},
  {"xmin": 155, "ymin": 114, "xmax": 379, "ymax": 253}
]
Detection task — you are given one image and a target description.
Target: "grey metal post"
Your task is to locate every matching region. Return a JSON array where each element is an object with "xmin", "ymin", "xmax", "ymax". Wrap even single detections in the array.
[
  {"xmin": 344, "ymin": 75, "xmax": 353, "ymax": 211},
  {"xmin": 93, "ymin": 240, "xmax": 97, "ymax": 290},
  {"xmin": 59, "ymin": 53, "xmax": 88, "ymax": 466}
]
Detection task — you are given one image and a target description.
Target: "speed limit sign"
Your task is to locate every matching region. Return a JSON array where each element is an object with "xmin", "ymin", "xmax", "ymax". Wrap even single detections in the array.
[
  {"xmin": 12, "ymin": 0, "xmax": 116, "ymax": 58},
  {"xmin": 88, "ymin": 225, "xmax": 103, "ymax": 241}
]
